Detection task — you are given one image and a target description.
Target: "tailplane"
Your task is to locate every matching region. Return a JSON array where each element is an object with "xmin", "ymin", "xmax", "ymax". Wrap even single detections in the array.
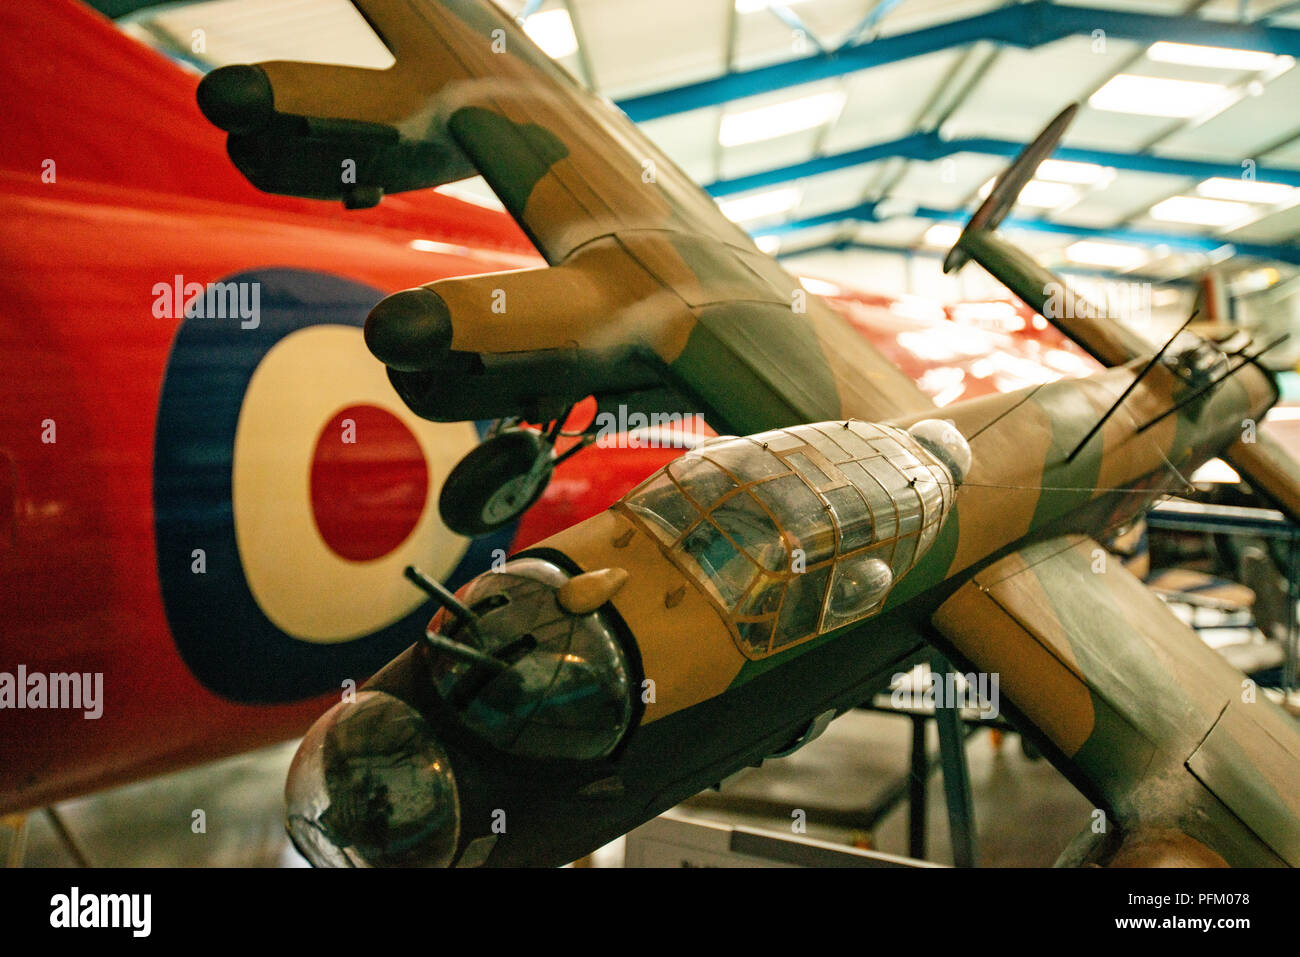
[{"xmin": 942, "ymin": 103, "xmax": 1300, "ymax": 525}]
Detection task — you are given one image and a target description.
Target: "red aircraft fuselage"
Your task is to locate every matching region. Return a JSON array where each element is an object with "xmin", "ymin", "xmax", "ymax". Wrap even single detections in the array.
[{"xmin": 0, "ymin": 1, "xmax": 684, "ymax": 814}]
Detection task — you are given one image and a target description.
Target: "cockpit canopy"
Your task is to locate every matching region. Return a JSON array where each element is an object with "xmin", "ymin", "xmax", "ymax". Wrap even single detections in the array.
[
  {"xmin": 620, "ymin": 419, "xmax": 968, "ymax": 658},
  {"xmin": 1164, "ymin": 332, "xmax": 1229, "ymax": 386}
]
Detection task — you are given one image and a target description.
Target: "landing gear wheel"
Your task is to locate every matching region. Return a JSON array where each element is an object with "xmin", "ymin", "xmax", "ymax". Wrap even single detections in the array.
[{"xmin": 439, "ymin": 430, "xmax": 553, "ymax": 537}]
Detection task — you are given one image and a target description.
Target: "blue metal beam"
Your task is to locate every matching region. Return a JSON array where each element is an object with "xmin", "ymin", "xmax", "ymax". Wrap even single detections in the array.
[
  {"xmin": 751, "ymin": 202, "xmax": 1300, "ymax": 264},
  {"xmin": 617, "ymin": 0, "xmax": 1300, "ymax": 121},
  {"xmin": 619, "ymin": 5, "xmax": 1028, "ymax": 121},
  {"xmin": 962, "ymin": 137, "xmax": 1300, "ymax": 186},
  {"xmin": 763, "ymin": 3, "xmax": 829, "ymax": 53},
  {"xmin": 758, "ymin": 201, "xmax": 882, "ymax": 235},
  {"xmin": 839, "ymin": 0, "xmax": 907, "ymax": 49},
  {"xmin": 702, "ymin": 131, "xmax": 1300, "ymax": 196},
  {"xmin": 707, "ymin": 132, "xmax": 943, "ymax": 196}
]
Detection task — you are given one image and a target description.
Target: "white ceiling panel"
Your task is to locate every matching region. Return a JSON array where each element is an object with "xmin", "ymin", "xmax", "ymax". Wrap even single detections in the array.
[
  {"xmin": 719, "ymin": 128, "xmax": 826, "ymax": 177},
  {"xmin": 1054, "ymin": 168, "xmax": 1195, "ymax": 225},
  {"xmin": 825, "ymin": 50, "xmax": 965, "ymax": 151},
  {"xmin": 943, "ymin": 37, "xmax": 1142, "ymax": 142},
  {"xmin": 792, "ymin": 165, "xmax": 880, "ymax": 216},
  {"xmin": 1228, "ymin": 203, "xmax": 1300, "ymax": 243},
  {"xmin": 638, "ymin": 107, "xmax": 725, "ymax": 182},
  {"xmin": 856, "ymin": 215, "xmax": 947, "ymax": 244},
  {"xmin": 1063, "ymin": 106, "xmax": 1179, "ymax": 151},
  {"xmin": 577, "ymin": 0, "xmax": 729, "ymax": 95},
  {"xmin": 1157, "ymin": 65, "xmax": 1300, "ymax": 159},
  {"xmin": 886, "ymin": 153, "xmax": 1007, "ymax": 208}
]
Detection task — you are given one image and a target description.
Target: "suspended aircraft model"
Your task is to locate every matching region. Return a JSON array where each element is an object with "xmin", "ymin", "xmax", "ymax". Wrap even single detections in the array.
[
  {"xmin": 1, "ymin": 0, "xmax": 1130, "ymax": 825},
  {"xmin": 198, "ymin": 0, "xmax": 1300, "ymax": 867}
]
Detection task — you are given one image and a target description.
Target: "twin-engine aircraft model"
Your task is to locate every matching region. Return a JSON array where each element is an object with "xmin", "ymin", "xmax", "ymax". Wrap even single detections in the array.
[{"xmin": 199, "ymin": 0, "xmax": 1300, "ymax": 867}]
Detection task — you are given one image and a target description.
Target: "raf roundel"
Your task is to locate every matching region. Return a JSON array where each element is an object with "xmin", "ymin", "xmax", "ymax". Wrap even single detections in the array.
[{"xmin": 153, "ymin": 269, "xmax": 501, "ymax": 703}]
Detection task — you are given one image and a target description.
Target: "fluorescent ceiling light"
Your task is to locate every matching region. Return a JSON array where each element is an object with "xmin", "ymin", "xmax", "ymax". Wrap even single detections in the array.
[
  {"xmin": 736, "ymin": 0, "xmax": 813, "ymax": 11},
  {"xmin": 1017, "ymin": 180, "xmax": 1082, "ymax": 209},
  {"xmin": 522, "ymin": 9, "xmax": 578, "ymax": 58},
  {"xmin": 1089, "ymin": 74, "xmax": 1230, "ymax": 117},
  {"xmin": 1149, "ymin": 195, "xmax": 1254, "ymax": 227},
  {"xmin": 755, "ymin": 234, "xmax": 782, "ymax": 254},
  {"xmin": 1196, "ymin": 176, "xmax": 1298, "ymax": 205},
  {"xmin": 978, "ymin": 177, "xmax": 1081, "ymax": 209},
  {"xmin": 718, "ymin": 187, "xmax": 801, "ymax": 222},
  {"xmin": 1036, "ymin": 159, "xmax": 1115, "ymax": 186},
  {"xmin": 720, "ymin": 92, "xmax": 845, "ymax": 147},
  {"xmin": 1146, "ymin": 41, "xmax": 1278, "ymax": 73},
  {"xmin": 1065, "ymin": 240, "xmax": 1149, "ymax": 269},
  {"xmin": 923, "ymin": 224, "xmax": 962, "ymax": 247}
]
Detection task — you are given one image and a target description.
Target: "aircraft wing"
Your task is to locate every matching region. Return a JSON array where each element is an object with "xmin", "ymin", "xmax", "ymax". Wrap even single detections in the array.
[
  {"xmin": 1224, "ymin": 432, "xmax": 1300, "ymax": 526},
  {"xmin": 932, "ymin": 533, "xmax": 1300, "ymax": 867},
  {"xmin": 196, "ymin": 0, "xmax": 932, "ymax": 435}
]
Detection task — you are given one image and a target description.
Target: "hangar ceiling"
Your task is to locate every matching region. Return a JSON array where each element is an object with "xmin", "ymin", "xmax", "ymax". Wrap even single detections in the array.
[{"xmin": 102, "ymin": 0, "xmax": 1300, "ymax": 291}]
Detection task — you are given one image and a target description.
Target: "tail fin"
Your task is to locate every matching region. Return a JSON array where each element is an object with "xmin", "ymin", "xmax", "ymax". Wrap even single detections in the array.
[
  {"xmin": 941, "ymin": 103, "xmax": 1153, "ymax": 366},
  {"xmin": 944, "ymin": 103, "xmax": 1300, "ymax": 526}
]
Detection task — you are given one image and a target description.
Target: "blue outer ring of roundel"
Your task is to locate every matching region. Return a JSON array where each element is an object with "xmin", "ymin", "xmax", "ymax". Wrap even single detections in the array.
[{"xmin": 153, "ymin": 268, "xmax": 513, "ymax": 704}]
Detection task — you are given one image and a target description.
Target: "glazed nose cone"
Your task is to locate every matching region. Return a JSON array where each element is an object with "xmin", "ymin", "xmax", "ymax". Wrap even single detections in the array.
[{"xmin": 285, "ymin": 691, "xmax": 460, "ymax": 867}]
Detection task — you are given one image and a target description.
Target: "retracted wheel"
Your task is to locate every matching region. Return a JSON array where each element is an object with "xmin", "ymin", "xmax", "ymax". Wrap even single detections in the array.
[{"xmin": 439, "ymin": 429, "xmax": 554, "ymax": 536}]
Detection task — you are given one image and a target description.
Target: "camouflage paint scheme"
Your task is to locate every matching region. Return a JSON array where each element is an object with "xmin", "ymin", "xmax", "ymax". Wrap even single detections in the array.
[{"xmin": 198, "ymin": 0, "xmax": 1300, "ymax": 866}]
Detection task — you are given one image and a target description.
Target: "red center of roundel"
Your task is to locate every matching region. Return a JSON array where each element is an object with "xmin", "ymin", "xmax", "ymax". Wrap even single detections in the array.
[{"xmin": 310, "ymin": 404, "xmax": 429, "ymax": 562}]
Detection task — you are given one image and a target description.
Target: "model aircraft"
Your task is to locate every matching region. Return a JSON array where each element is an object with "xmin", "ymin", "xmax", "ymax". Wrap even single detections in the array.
[
  {"xmin": 0, "ymin": 0, "xmax": 1131, "ymax": 828},
  {"xmin": 195, "ymin": 0, "xmax": 1300, "ymax": 867}
]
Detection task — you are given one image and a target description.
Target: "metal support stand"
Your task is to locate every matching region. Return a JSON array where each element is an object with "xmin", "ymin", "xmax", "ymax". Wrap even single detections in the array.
[
  {"xmin": 45, "ymin": 807, "xmax": 92, "ymax": 868},
  {"xmin": 932, "ymin": 654, "xmax": 977, "ymax": 868},
  {"xmin": 682, "ymin": 656, "xmax": 991, "ymax": 865},
  {"xmin": 1146, "ymin": 499, "xmax": 1299, "ymax": 691},
  {"xmin": 907, "ymin": 714, "xmax": 927, "ymax": 859}
]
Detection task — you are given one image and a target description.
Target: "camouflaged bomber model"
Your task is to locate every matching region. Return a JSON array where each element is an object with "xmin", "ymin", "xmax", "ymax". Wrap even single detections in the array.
[{"xmin": 198, "ymin": 0, "xmax": 1300, "ymax": 868}]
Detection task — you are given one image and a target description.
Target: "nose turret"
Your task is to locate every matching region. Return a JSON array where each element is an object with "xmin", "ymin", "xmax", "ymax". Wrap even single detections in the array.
[
  {"xmin": 285, "ymin": 557, "xmax": 635, "ymax": 867},
  {"xmin": 426, "ymin": 557, "xmax": 634, "ymax": 761},
  {"xmin": 286, "ymin": 690, "xmax": 461, "ymax": 868}
]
